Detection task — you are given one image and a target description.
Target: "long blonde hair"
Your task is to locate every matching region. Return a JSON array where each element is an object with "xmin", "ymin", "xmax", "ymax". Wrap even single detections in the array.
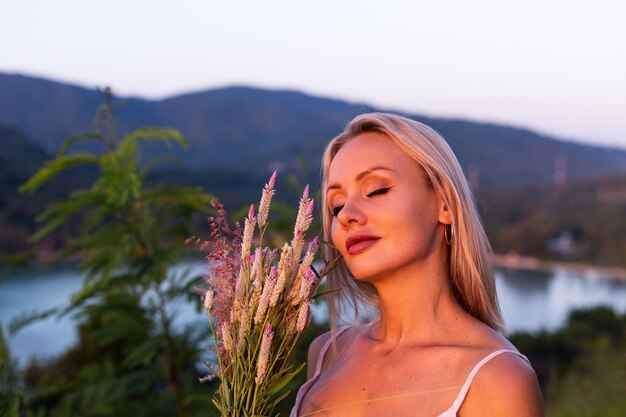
[{"xmin": 321, "ymin": 113, "xmax": 504, "ymax": 333}]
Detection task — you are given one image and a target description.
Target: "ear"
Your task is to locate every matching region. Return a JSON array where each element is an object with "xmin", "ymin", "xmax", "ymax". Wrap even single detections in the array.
[{"xmin": 438, "ymin": 197, "xmax": 452, "ymax": 225}]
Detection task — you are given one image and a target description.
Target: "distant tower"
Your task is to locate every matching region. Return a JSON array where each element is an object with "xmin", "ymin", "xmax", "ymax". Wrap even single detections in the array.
[
  {"xmin": 554, "ymin": 154, "xmax": 567, "ymax": 185},
  {"xmin": 468, "ymin": 163, "xmax": 480, "ymax": 190}
]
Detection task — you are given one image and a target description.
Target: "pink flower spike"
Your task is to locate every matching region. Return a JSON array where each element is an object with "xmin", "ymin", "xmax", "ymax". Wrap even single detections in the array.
[
  {"xmin": 296, "ymin": 301, "xmax": 310, "ymax": 332},
  {"xmin": 204, "ymin": 289, "xmax": 214, "ymax": 310},
  {"xmin": 255, "ymin": 324, "xmax": 274, "ymax": 384},
  {"xmin": 305, "ymin": 268, "xmax": 315, "ymax": 282},
  {"xmin": 302, "ymin": 184, "xmax": 309, "ymax": 200},
  {"xmin": 199, "ymin": 374, "xmax": 217, "ymax": 383},
  {"xmin": 248, "ymin": 204, "xmax": 255, "ymax": 219},
  {"xmin": 268, "ymin": 170, "xmax": 277, "ymax": 189}
]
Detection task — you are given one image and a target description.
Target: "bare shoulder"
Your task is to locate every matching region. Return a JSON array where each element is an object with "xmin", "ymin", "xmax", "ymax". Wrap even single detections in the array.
[
  {"xmin": 461, "ymin": 350, "xmax": 544, "ymax": 417},
  {"xmin": 306, "ymin": 326, "xmax": 356, "ymax": 379},
  {"xmin": 306, "ymin": 330, "xmax": 332, "ymax": 378}
]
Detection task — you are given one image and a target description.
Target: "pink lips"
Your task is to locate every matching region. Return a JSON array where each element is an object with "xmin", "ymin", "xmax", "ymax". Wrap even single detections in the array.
[{"xmin": 345, "ymin": 234, "xmax": 380, "ymax": 255}]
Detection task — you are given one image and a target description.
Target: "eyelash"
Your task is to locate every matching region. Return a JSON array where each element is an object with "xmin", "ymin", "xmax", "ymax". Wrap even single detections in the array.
[{"xmin": 330, "ymin": 187, "xmax": 392, "ymax": 217}]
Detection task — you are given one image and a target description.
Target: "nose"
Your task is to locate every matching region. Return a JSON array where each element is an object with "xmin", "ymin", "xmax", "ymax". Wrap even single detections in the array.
[{"xmin": 337, "ymin": 195, "xmax": 366, "ymax": 228}]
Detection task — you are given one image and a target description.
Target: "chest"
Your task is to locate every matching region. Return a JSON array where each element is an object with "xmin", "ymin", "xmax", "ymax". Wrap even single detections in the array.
[{"xmin": 298, "ymin": 349, "xmax": 466, "ymax": 417}]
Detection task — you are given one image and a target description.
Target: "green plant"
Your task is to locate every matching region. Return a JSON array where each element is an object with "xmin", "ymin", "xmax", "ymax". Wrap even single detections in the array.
[
  {"xmin": 16, "ymin": 88, "xmax": 216, "ymax": 417},
  {"xmin": 0, "ymin": 324, "xmax": 21, "ymax": 417}
]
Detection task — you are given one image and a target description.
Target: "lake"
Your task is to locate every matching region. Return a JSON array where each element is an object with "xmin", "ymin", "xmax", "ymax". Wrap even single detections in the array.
[{"xmin": 2, "ymin": 261, "xmax": 626, "ymax": 366}]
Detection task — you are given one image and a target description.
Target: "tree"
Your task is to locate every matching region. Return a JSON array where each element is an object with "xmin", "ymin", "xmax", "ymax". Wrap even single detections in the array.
[{"xmin": 16, "ymin": 88, "xmax": 217, "ymax": 417}]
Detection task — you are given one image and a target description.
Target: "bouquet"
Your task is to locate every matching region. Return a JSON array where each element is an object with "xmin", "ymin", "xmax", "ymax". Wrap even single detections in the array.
[{"xmin": 197, "ymin": 172, "xmax": 336, "ymax": 416}]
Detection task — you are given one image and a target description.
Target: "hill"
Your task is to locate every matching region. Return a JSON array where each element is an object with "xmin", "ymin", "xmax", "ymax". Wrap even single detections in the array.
[
  {"xmin": 2, "ymin": 72, "xmax": 626, "ymax": 187},
  {"xmin": 0, "ymin": 125, "xmax": 51, "ymax": 256},
  {"xmin": 480, "ymin": 174, "xmax": 626, "ymax": 267}
]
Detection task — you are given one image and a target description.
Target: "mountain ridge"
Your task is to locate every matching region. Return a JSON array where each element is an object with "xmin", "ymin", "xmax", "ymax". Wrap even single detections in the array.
[{"xmin": 1, "ymin": 72, "xmax": 626, "ymax": 186}]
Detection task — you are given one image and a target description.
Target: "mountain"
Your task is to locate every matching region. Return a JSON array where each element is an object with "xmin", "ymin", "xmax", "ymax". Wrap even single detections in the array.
[
  {"xmin": 1, "ymin": 72, "xmax": 626, "ymax": 187},
  {"xmin": 0, "ymin": 123, "xmax": 50, "ymax": 182},
  {"xmin": 0, "ymin": 125, "xmax": 51, "ymax": 255}
]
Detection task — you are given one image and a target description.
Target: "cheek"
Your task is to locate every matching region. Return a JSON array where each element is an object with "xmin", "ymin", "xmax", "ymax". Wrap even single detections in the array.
[{"xmin": 330, "ymin": 221, "xmax": 346, "ymax": 255}]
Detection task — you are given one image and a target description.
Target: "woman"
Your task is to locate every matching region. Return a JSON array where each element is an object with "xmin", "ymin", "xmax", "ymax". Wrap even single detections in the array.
[{"xmin": 291, "ymin": 113, "xmax": 544, "ymax": 416}]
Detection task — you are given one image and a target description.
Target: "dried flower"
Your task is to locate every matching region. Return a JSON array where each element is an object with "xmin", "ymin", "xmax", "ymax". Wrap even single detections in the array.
[
  {"xmin": 299, "ymin": 269, "xmax": 315, "ymax": 302},
  {"xmin": 237, "ymin": 306, "xmax": 248, "ymax": 353},
  {"xmin": 257, "ymin": 170, "xmax": 276, "ymax": 228},
  {"xmin": 255, "ymin": 267, "xmax": 276, "ymax": 324},
  {"xmin": 204, "ymin": 289, "xmax": 214, "ymax": 310},
  {"xmin": 298, "ymin": 238, "xmax": 318, "ymax": 278},
  {"xmin": 221, "ymin": 322, "xmax": 234, "ymax": 354},
  {"xmin": 296, "ymin": 300, "xmax": 311, "ymax": 333},
  {"xmin": 233, "ymin": 266, "xmax": 246, "ymax": 322},
  {"xmin": 198, "ymin": 173, "xmax": 337, "ymax": 416},
  {"xmin": 251, "ymin": 247, "xmax": 263, "ymax": 283},
  {"xmin": 294, "ymin": 186, "xmax": 314, "ymax": 237},
  {"xmin": 242, "ymin": 204, "xmax": 256, "ymax": 260},
  {"xmin": 270, "ymin": 267, "xmax": 287, "ymax": 308},
  {"xmin": 255, "ymin": 324, "xmax": 273, "ymax": 385},
  {"xmin": 269, "ymin": 244, "xmax": 290, "ymax": 306},
  {"xmin": 199, "ymin": 374, "xmax": 218, "ymax": 383}
]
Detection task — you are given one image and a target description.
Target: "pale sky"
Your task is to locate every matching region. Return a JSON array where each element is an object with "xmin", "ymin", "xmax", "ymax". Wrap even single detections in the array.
[{"xmin": 1, "ymin": 0, "xmax": 625, "ymax": 147}]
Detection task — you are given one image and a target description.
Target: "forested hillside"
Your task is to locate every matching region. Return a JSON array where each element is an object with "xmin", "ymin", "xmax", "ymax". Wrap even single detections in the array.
[
  {"xmin": 480, "ymin": 174, "xmax": 626, "ymax": 267},
  {"xmin": 2, "ymin": 72, "xmax": 625, "ymax": 187}
]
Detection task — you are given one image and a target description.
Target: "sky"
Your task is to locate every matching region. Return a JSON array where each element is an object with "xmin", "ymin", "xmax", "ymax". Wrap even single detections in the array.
[{"xmin": 1, "ymin": 0, "xmax": 625, "ymax": 148}]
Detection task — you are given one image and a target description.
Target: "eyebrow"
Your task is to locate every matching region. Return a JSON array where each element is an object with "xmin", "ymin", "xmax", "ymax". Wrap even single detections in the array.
[{"xmin": 326, "ymin": 165, "xmax": 396, "ymax": 192}]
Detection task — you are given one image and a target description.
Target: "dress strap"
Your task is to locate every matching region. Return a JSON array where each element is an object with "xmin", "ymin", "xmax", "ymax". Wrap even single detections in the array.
[
  {"xmin": 311, "ymin": 326, "xmax": 351, "ymax": 379},
  {"xmin": 449, "ymin": 349, "xmax": 530, "ymax": 413}
]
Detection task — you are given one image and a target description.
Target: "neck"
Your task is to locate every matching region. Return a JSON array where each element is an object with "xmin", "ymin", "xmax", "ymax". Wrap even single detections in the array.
[{"xmin": 367, "ymin": 251, "xmax": 464, "ymax": 346}]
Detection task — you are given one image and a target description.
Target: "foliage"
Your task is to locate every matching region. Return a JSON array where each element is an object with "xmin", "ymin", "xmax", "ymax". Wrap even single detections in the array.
[
  {"xmin": 0, "ymin": 324, "xmax": 22, "ymax": 417},
  {"xmin": 15, "ymin": 89, "xmax": 217, "ymax": 417},
  {"xmin": 480, "ymin": 174, "xmax": 626, "ymax": 267},
  {"xmin": 547, "ymin": 345, "xmax": 625, "ymax": 417},
  {"xmin": 510, "ymin": 306, "xmax": 626, "ymax": 416}
]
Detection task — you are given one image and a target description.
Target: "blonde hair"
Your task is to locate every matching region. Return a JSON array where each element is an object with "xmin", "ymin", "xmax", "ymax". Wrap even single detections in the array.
[{"xmin": 321, "ymin": 113, "xmax": 504, "ymax": 334}]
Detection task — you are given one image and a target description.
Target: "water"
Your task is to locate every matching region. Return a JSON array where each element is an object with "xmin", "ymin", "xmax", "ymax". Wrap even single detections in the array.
[
  {"xmin": 0, "ymin": 262, "xmax": 209, "ymax": 366},
  {"xmin": 2, "ymin": 262, "xmax": 626, "ymax": 366},
  {"xmin": 496, "ymin": 266, "xmax": 626, "ymax": 333}
]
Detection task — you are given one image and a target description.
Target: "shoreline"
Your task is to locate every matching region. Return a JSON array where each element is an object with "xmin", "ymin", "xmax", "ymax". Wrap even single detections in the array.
[
  {"xmin": 6, "ymin": 254, "xmax": 626, "ymax": 282},
  {"xmin": 493, "ymin": 253, "xmax": 626, "ymax": 281}
]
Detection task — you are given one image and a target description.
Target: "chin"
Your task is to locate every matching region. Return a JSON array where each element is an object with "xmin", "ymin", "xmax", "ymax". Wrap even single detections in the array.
[{"xmin": 345, "ymin": 264, "xmax": 386, "ymax": 283}]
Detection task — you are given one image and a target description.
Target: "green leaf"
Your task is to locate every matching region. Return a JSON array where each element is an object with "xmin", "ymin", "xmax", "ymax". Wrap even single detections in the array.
[
  {"xmin": 265, "ymin": 389, "xmax": 292, "ymax": 412},
  {"xmin": 19, "ymin": 153, "xmax": 100, "ymax": 193},
  {"xmin": 8, "ymin": 307, "xmax": 60, "ymax": 334},
  {"xmin": 266, "ymin": 362, "xmax": 306, "ymax": 396},
  {"xmin": 122, "ymin": 338, "xmax": 160, "ymax": 368},
  {"xmin": 58, "ymin": 131, "xmax": 104, "ymax": 157},
  {"xmin": 119, "ymin": 127, "xmax": 188, "ymax": 157}
]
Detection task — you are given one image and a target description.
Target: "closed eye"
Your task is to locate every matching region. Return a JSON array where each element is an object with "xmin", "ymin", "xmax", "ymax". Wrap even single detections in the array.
[
  {"xmin": 367, "ymin": 187, "xmax": 391, "ymax": 197},
  {"xmin": 330, "ymin": 187, "xmax": 391, "ymax": 217},
  {"xmin": 331, "ymin": 205, "xmax": 344, "ymax": 217}
]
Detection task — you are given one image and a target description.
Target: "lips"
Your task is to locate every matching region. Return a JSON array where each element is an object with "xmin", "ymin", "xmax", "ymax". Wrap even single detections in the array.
[{"xmin": 345, "ymin": 234, "xmax": 380, "ymax": 255}]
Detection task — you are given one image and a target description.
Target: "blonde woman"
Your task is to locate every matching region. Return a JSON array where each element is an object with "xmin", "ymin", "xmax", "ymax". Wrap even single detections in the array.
[{"xmin": 291, "ymin": 113, "xmax": 544, "ymax": 416}]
